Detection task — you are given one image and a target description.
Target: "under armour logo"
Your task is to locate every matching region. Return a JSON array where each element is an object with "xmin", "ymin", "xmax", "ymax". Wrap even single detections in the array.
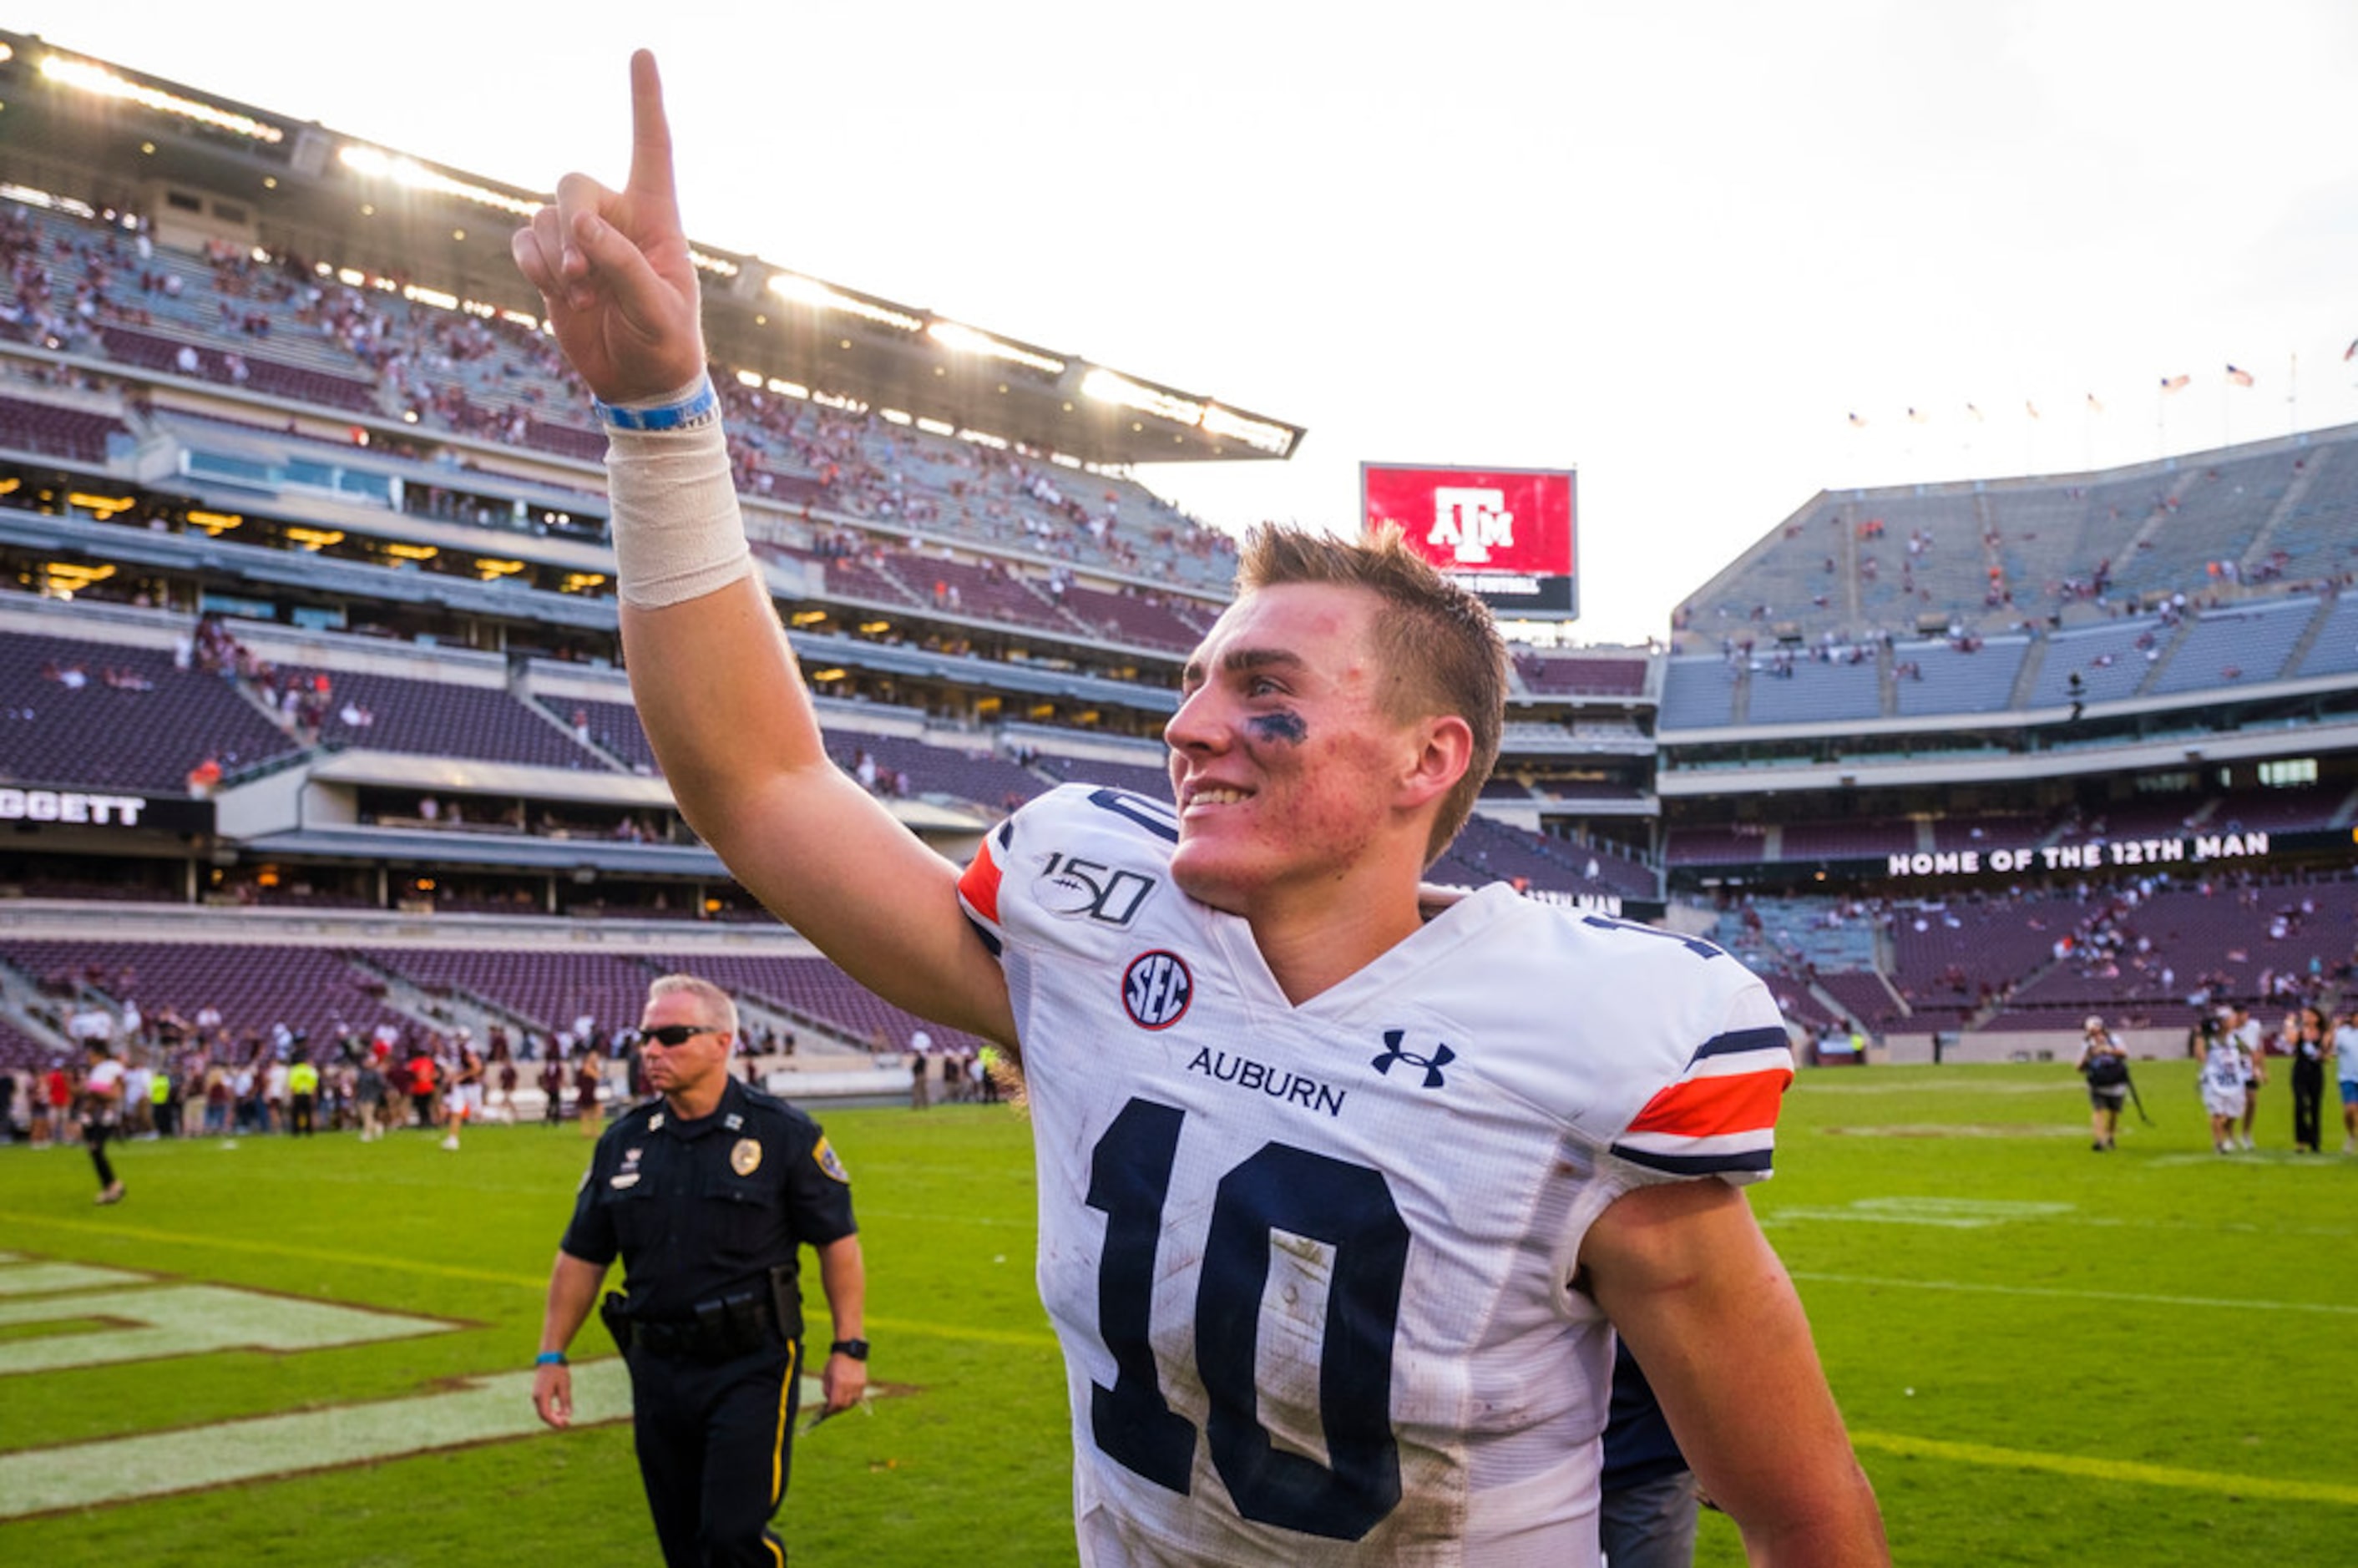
[{"xmin": 1371, "ymin": 1029, "xmax": 1455, "ymax": 1089}]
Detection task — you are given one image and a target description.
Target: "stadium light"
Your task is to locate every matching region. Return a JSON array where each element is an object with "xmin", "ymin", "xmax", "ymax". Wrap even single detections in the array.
[
  {"xmin": 1200, "ymin": 404, "xmax": 1295, "ymax": 457},
  {"xmin": 382, "ymin": 542, "xmax": 438, "ymax": 561},
  {"xmin": 765, "ymin": 272, "xmax": 922, "ymax": 333},
  {"xmin": 186, "ymin": 509, "xmax": 241, "ymax": 534},
  {"xmin": 39, "ymin": 53, "xmax": 284, "ymax": 144},
  {"xmin": 67, "ymin": 491, "xmax": 134, "ymax": 519},
  {"xmin": 336, "ymin": 145, "xmax": 534, "ymax": 218},
  {"xmin": 285, "ymin": 528, "xmax": 345, "ymax": 550},
  {"xmin": 473, "ymin": 558, "xmax": 526, "ymax": 579},
  {"xmin": 0, "ymin": 182, "xmax": 97, "ymax": 221},
  {"xmin": 1080, "ymin": 369, "xmax": 1202, "ymax": 427},
  {"xmin": 926, "ymin": 321, "xmax": 1065, "ymax": 376}
]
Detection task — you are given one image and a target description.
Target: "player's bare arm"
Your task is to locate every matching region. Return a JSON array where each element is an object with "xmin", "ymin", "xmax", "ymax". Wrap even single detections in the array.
[
  {"xmin": 512, "ymin": 53, "xmax": 1012, "ymax": 1046},
  {"xmin": 1583, "ymin": 1179, "xmax": 1889, "ymax": 1565}
]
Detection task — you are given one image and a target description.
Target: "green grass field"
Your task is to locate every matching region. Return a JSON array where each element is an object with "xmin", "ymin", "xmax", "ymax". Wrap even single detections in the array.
[{"xmin": 3, "ymin": 1060, "xmax": 2352, "ymax": 1565}]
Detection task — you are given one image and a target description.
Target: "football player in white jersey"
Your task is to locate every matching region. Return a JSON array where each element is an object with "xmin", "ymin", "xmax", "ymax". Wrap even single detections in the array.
[{"xmin": 514, "ymin": 51, "xmax": 1887, "ymax": 1566}]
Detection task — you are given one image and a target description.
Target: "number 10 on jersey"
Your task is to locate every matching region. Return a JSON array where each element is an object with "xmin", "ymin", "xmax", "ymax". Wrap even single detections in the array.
[{"xmin": 1086, "ymin": 1095, "xmax": 1410, "ymax": 1541}]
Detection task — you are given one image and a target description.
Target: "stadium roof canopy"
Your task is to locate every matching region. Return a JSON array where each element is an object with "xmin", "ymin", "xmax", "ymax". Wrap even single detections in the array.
[{"xmin": 0, "ymin": 30, "xmax": 1304, "ymax": 470}]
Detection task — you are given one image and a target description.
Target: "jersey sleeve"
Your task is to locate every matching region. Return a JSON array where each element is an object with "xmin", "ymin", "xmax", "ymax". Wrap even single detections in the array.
[
  {"xmin": 957, "ymin": 783, "xmax": 1179, "ymax": 966},
  {"xmin": 957, "ymin": 815, "xmax": 1015, "ymax": 959},
  {"xmin": 1603, "ymin": 973, "xmax": 1794, "ymax": 1186}
]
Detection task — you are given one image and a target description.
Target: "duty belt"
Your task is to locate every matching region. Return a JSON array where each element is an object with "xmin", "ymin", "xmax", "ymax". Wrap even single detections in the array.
[{"xmin": 602, "ymin": 1288, "xmax": 777, "ymax": 1363}]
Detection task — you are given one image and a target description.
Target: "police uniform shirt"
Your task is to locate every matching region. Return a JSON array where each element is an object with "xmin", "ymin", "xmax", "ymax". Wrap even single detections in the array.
[{"xmin": 562, "ymin": 1076, "xmax": 856, "ymax": 1324}]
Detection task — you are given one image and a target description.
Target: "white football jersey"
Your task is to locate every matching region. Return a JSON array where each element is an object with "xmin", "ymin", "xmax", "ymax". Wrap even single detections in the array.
[{"xmin": 959, "ymin": 786, "xmax": 1794, "ymax": 1566}]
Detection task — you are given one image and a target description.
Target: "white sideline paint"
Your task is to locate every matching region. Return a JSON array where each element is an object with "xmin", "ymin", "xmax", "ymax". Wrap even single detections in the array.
[
  {"xmin": 0, "ymin": 1363, "xmax": 639, "ymax": 1520},
  {"xmin": 0, "ymin": 1262, "xmax": 154, "ymax": 1297},
  {"xmin": 0, "ymin": 1284, "xmax": 455, "ymax": 1375},
  {"xmin": 1793, "ymin": 1271, "xmax": 2358, "ymax": 1317}
]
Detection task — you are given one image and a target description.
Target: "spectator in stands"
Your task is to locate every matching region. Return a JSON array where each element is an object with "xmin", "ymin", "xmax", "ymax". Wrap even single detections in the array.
[
  {"xmin": 512, "ymin": 54, "xmax": 1885, "ymax": 1565},
  {"xmin": 2076, "ymin": 1016, "xmax": 2131, "ymax": 1151}
]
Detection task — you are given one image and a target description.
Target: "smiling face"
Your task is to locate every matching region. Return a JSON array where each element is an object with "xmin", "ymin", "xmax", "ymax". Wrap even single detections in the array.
[{"xmin": 1164, "ymin": 582, "xmax": 1444, "ymax": 920}]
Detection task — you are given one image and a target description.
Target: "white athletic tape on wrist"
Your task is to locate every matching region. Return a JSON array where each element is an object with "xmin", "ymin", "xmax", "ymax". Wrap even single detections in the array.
[{"xmin": 605, "ymin": 419, "xmax": 753, "ymax": 609}]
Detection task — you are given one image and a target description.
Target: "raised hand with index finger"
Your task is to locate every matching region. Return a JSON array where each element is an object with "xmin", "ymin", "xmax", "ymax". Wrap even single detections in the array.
[{"xmin": 512, "ymin": 50, "xmax": 706, "ymax": 406}]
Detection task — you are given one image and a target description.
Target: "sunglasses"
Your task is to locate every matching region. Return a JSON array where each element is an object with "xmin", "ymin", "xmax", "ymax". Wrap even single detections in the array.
[{"xmin": 641, "ymin": 1024, "xmax": 718, "ymax": 1048}]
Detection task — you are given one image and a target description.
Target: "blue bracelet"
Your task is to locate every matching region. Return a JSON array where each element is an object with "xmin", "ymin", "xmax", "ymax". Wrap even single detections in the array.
[
  {"xmin": 535, "ymin": 1350, "xmax": 568, "ymax": 1367},
  {"xmin": 594, "ymin": 377, "xmax": 720, "ymax": 432}
]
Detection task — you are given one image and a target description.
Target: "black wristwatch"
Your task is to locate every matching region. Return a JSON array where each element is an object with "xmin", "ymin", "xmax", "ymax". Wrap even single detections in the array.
[{"xmin": 830, "ymin": 1338, "xmax": 869, "ymax": 1361}]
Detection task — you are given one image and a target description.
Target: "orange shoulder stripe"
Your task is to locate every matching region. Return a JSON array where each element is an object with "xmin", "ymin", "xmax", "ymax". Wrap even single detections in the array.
[{"xmin": 1625, "ymin": 1065, "xmax": 1791, "ymax": 1139}]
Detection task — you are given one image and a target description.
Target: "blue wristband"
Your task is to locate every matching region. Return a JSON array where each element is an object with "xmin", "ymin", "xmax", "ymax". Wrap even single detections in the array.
[
  {"xmin": 595, "ymin": 376, "xmax": 720, "ymax": 432},
  {"xmin": 535, "ymin": 1350, "xmax": 568, "ymax": 1367}
]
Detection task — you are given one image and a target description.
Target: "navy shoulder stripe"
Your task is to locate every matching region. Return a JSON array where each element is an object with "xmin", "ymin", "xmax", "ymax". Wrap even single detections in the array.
[
  {"xmin": 1688, "ymin": 1026, "xmax": 1794, "ymax": 1066},
  {"xmin": 1608, "ymin": 1142, "xmax": 1775, "ymax": 1177}
]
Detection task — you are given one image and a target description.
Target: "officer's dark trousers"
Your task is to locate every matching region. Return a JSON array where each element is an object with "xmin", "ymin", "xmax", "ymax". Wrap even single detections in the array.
[{"xmin": 628, "ymin": 1338, "xmax": 802, "ymax": 1566}]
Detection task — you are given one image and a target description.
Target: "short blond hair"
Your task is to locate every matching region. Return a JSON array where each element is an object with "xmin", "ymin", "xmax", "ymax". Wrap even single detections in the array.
[
  {"xmin": 1235, "ymin": 523, "xmax": 1505, "ymax": 863},
  {"xmin": 647, "ymin": 974, "xmax": 739, "ymax": 1037}
]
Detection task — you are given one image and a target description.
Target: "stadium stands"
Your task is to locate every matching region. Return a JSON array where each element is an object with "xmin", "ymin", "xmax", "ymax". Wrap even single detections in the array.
[{"xmin": 0, "ymin": 628, "xmax": 296, "ymax": 790}]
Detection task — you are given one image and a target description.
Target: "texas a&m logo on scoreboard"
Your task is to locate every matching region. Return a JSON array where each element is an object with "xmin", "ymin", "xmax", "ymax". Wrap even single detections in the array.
[{"xmin": 1360, "ymin": 462, "xmax": 1578, "ymax": 617}]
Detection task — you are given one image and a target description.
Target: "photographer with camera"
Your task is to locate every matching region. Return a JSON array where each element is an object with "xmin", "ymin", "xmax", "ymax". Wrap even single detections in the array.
[{"xmin": 2077, "ymin": 1015, "xmax": 2132, "ymax": 1151}]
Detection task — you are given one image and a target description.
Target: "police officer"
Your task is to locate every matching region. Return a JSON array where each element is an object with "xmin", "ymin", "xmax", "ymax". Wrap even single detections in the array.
[{"xmin": 532, "ymin": 974, "xmax": 866, "ymax": 1565}]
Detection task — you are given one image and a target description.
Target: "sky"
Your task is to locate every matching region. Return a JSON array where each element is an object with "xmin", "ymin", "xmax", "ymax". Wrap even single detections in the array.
[{"xmin": 11, "ymin": 2, "xmax": 2358, "ymax": 645}]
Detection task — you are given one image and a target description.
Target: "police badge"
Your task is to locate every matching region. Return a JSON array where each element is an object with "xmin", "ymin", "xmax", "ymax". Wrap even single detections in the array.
[{"xmin": 730, "ymin": 1137, "xmax": 762, "ymax": 1176}]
